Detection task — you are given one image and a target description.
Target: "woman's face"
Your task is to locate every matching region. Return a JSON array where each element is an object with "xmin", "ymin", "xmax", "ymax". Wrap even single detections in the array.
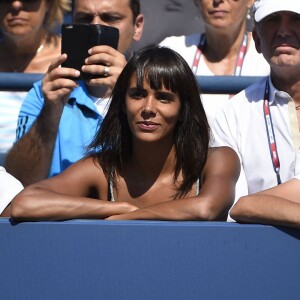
[
  {"xmin": 124, "ymin": 74, "xmax": 182, "ymax": 145},
  {"xmin": 0, "ymin": 0, "xmax": 49, "ymax": 40},
  {"xmin": 197, "ymin": 0, "xmax": 253, "ymax": 29}
]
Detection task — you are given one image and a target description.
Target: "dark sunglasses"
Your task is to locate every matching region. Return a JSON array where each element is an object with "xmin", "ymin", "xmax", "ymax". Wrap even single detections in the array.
[{"xmin": 1, "ymin": 0, "xmax": 40, "ymax": 3}]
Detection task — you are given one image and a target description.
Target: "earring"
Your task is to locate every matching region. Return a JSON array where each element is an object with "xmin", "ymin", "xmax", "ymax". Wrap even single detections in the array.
[{"xmin": 247, "ymin": 8, "xmax": 251, "ymax": 20}]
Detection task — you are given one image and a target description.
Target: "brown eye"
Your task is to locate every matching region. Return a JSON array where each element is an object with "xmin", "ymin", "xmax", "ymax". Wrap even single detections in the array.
[
  {"xmin": 73, "ymin": 13, "xmax": 94, "ymax": 24},
  {"xmin": 156, "ymin": 92, "xmax": 174, "ymax": 103},
  {"xmin": 128, "ymin": 88, "xmax": 146, "ymax": 100},
  {"xmin": 101, "ymin": 13, "xmax": 123, "ymax": 24}
]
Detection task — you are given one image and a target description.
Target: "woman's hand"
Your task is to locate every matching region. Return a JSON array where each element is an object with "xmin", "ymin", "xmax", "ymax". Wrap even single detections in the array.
[{"xmin": 105, "ymin": 203, "xmax": 139, "ymax": 220}]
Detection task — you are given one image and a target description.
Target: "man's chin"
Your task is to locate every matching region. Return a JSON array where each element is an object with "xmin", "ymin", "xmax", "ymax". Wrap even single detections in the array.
[{"xmin": 271, "ymin": 53, "xmax": 298, "ymax": 67}]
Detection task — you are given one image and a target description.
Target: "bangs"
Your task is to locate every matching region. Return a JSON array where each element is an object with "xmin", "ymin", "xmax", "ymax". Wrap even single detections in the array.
[{"xmin": 134, "ymin": 54, "xmax": 181, "ymax": 93}]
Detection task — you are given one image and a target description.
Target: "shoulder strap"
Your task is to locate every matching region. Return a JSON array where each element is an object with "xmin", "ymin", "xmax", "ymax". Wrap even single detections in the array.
[
  {"xmin": 108, "ymin": 178, "xmax": 115, "ymax": 202},
  {"xmin": 196, "ymin": 178, "xmax": 200, "ymax": 196}
]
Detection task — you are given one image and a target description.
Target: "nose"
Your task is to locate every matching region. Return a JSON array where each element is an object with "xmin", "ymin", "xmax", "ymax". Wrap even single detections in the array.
[
  {"xmin": 277, "ymin": 15, "xmax": 293, "ymax": 37},
  {"xmin": 90, "ymin": 16, "xmax": 106, "ymax": 26},
  {"xmin": 213, "ymin": 0, "xmax": 223, "ymax": 7},
  {"xmin": 141, "ymin": 97, "xmax": 157, "ymax": 119},
  {"xmin": 11, "ymin": 1, "xmax": 23, "ymax": 10}
]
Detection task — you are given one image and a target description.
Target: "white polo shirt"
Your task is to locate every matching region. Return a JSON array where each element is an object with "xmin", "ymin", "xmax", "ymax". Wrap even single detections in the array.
[
  {"xmin": 294, "ymin": 175, "xmax": 300, "ymax": 181},
  {"xmin": 212, "ymin": 76, "xmax": 300, "ymax": 197}
]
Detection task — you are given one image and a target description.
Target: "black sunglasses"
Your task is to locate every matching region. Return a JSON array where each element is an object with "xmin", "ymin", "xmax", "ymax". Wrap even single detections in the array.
[{"xmin": 1, "ymin": 0, "xmax": 40, "ymax": 3}]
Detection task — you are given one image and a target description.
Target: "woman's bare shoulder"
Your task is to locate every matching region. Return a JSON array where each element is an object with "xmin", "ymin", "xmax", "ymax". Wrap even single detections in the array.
[
  {"xmin": 205, "ymin": 146, "xmax": 240, "ymax": 177},
  {"xmin": 208, "ymin": 146, "xmax": 238, "ymax": 159},
  {"xmin": 69, "ymin": 156, "xmax": 106, "ymax": 182}
]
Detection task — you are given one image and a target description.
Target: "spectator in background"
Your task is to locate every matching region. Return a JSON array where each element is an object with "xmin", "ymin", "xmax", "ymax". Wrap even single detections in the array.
[
  {"xmin": 5, "ymin": 0, "xmax": 144, "ymax": 186},
  {"xmin": 160, "ymin": 0, "xmax": 270, "ymax": 125},
  {"xmin": 212, "ymin": 0, "xmax": 300, "ymax": 206},
  {"xmin": 134, "ymin": 0, "xmax": 204, "ymax": 51},
  {"xmin": 0, "ymin": 0, "xmax": 71, "ymax": 73},
  {"xmin": 10, "ymin": 46, "xmax": 240, "ymax": 221},
  {"xmin": 0, "ymin": 0, "xmax": 72, "ymax": 166}
]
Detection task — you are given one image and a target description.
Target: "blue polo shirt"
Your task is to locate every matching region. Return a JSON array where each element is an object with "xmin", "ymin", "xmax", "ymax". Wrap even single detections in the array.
[{"xmin": 16, "ymin": 80, "xmax": 103, "ymax": 177}]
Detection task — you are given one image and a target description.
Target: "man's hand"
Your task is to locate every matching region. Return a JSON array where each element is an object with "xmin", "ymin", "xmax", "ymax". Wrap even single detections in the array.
[
  {"xmin": 42, "ymin": 54, "xmax": 80, "ymax": 115},
  {"xmin": 82, "ymin": 45, "xmax": 127, "ymax": 89}
]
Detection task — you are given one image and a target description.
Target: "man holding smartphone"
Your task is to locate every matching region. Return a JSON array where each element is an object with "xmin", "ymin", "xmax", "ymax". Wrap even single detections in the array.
[{"xmin": 5, "ymin": 0, "xmax": 144, "ymax": 186}]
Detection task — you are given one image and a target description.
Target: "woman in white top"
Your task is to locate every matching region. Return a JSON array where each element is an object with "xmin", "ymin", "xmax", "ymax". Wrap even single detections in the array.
[
  {"xmin": 0, "ymin": 0, "xmax": 71, "ymax": 165},
  {"xmin": 160, "ymin": 0, "xmax": 270, "ymax": 125},
  {"xmin": 0, "ymin": 0, "xmax": 71, "ymax": 73},
  {"xmin": 231, "ymin": 175, "xmax": 300, "ymax": 229}
]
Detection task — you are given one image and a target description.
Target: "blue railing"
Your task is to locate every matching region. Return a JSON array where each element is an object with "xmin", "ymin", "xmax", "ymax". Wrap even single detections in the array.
[
  {"xmin": 0, "ymin": 72, "xmax": 43, "ymax": 91},
  {"xmin": 0, "ymin": 72, "xmax": 265, "ymax": 94}
]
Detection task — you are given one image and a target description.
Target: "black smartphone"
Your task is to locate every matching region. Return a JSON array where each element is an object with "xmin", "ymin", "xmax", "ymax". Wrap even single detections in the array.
[{"xmin": 61, "ymin": 23, "xmax": 119, "ymax": 79}]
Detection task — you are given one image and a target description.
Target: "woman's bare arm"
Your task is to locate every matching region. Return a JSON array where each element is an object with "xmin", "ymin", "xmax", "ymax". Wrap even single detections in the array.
[
  {"xmin": 11, "ymin": 157, "xmax": 137, "ymax": 221},
  {"xmin": 230, "ymin": 178, "xmax": 300, "ymax": 229},
  {"xmin": 107, "ymin": 147, "xmax": 240, "ymax": 221}
]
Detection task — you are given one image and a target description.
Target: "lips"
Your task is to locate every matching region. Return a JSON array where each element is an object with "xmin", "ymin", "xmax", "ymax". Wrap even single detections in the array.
[
  {"xmin": 274, "ymin": 43, "xmax": 296, "ymax": 49},
  {"xmin": 137, "ymin": 121, "xmax": 160, "ymax": 131},
  {"xmin": 273, "ymin": 40, "xmax": 298, "ymax": 53},
  {"xmin": 7, "ymin": 17, "xmax": 28, "ymax": 25},
  {"xmin": 209, "ymin": 10, "xmax": 228, "ymax": 17},
  {"xmin": 275, "ymin": 45, "xmax": 294, "ymax": 50}
]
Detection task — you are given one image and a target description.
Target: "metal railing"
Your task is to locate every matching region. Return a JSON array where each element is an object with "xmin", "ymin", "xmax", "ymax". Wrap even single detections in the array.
[{"xmin": 0, "ymin": 72, "xmax": 265, "ymax": 94}]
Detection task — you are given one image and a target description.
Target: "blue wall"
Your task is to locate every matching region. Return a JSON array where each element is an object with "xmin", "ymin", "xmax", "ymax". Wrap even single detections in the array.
[{"xmin": 1, "ymin": 219, "xmax": 300, "ymax": 300}]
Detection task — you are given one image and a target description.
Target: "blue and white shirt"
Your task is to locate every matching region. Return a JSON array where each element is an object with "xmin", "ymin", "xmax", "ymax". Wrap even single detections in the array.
[{"xmin": 16, "ymin": 80, "xmax": 109, "ymax": 177}]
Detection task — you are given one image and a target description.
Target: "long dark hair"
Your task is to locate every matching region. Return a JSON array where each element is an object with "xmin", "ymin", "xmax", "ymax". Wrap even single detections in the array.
[{"xmin": 88, "ymin": 45, "xmax": 210, "ymax": 199}]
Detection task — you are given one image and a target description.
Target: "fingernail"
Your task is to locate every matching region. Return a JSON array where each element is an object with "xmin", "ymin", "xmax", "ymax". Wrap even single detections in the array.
[{"xmin": 75, "ymin": 70, "xmax": 80, "ymax": 76}]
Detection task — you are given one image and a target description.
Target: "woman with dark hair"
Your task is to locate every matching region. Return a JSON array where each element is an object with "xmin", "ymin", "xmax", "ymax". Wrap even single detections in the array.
[{"xmin": 9, "ymin": 45, "xmax": 240, "ymax": 221}]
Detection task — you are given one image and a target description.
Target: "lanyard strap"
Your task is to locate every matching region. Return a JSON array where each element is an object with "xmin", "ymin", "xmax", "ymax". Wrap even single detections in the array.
[
  {"xmin": 192, "ymin": 33, "xmax": 248, "ymax": 76},
  {"xmin": 192, "ymin": 33, "xmax": 206, "ymax": 74},
  {"xmin": 263, "ymin": 80, "xmax": 282, "ymax": 185}
]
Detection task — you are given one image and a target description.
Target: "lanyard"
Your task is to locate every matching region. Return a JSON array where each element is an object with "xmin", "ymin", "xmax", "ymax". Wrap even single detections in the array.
[
  {"xmin": 192, "ymin": 33, "xmax": 248, "ymax": 76},
  {"xmin": 263, "ymin": 80, "xmax": 282, "ymax": 185}
]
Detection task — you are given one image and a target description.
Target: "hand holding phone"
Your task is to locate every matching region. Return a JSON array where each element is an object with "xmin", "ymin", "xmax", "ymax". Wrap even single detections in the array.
[{"xmin": 61, "ymin": 24, "xmax": 119, "ymax": 80}]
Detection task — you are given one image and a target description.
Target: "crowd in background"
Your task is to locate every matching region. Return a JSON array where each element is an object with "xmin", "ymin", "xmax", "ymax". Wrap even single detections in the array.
[{"xmin": 1, "ymin": 0, "xmax": 300, "ymax": 230}]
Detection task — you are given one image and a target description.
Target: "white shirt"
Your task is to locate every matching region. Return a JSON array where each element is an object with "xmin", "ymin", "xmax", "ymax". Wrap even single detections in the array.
[
  {"xmin": 0, "ymin": 166, "xmax": 24, "ymax": 214},
  {"xmin": 91, "ymin": 96, "xmax": 111, "ymax": 118},
  {"xmin": 160, "ymin": 33, "xmax": 270, "ymax": 125},
  {"xmin": 212, "ymin": 76, "xmax": 300, "ymax": 198},
  {"xmin": 0, "ymin": 91, "xmax": 27, "ymax": 166}
]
